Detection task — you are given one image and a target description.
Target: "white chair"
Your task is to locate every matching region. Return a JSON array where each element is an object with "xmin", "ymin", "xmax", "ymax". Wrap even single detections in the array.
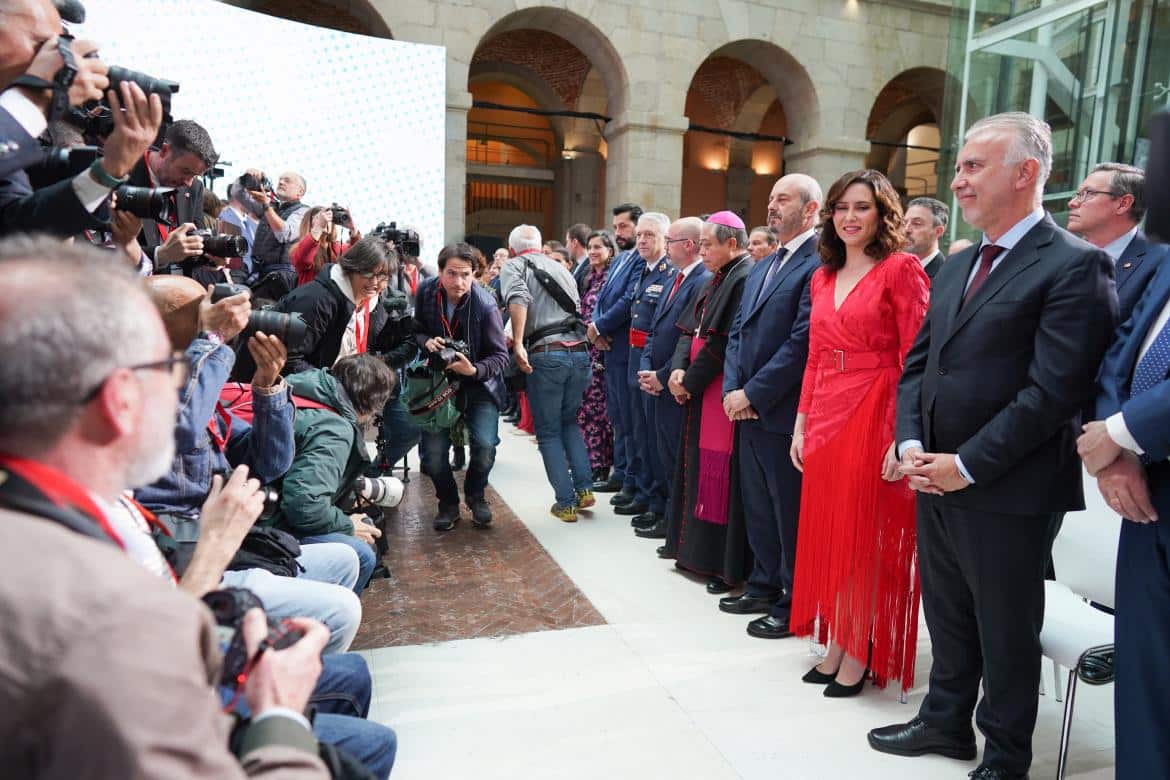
[{"xmin": 1040, "ymin": 468, "xmax": 1120, "ymax": 780}]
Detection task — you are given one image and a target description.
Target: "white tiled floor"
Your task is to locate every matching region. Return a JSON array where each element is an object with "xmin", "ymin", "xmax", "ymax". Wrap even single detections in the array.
[{"xmin": 360, "ymin": 432, "xmax": 1116, "ymax": 779}]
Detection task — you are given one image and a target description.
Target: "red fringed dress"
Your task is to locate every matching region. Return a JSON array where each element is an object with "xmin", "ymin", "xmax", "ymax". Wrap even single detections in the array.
[{"xmin": 789, "ymin": 252, "xmax": 929, "ymax": 691}]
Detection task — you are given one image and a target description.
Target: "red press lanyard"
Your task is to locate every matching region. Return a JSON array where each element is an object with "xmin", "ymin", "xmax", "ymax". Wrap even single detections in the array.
[
  {"xmin": 207, "ymin": 403, "xmax": 233, "ymax": 452},
  {"xmin": 0, "ymin": 453, "xmax": 126, "ymax": 549},
  {"xmin": 355, "ymin": 302, "xmax": 371, "ymax": 353},
  {"xmin": 437, "ymin": 286, "xmax": 461, "ymax": 339}
]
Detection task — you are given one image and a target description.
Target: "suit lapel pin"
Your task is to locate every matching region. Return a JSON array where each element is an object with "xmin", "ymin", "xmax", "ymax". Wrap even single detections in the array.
[{"xmin": 1122, "ymin": 262, "xmax": 1133, "ymax": 269}]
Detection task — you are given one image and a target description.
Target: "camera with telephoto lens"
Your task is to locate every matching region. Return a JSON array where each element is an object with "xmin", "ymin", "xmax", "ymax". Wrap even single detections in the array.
[
  {"xmin": 329, "ymin": 203, "xmax": 353, "ymax": 229},
  {"xmin": 194, "ymin": 230, "xmax": 248, "ymax": 258},
  {"xmin": 370, "ymin": 221, "xmax": 420, "ymax": 258},
  {"xmin": 210, "ymin": 283, "xmax": 308, "ymax": 350},
  {"xmin": 238, "ymin": 171, "xmax": 276, "ymax": 202},
  {"xmin": 23, "ymin": 145, "xmax": 100, "ymax": 190},
  {"xmin": 113, "ymin": 184, "xmax": 178, "ymax": 226},
  {"xmin": 355, "ymin": 475, "xmax": 404, "ymax": 508},
  {"xmin": 202, "ymin": 587, "xmax": 304, "ymax": 690}
]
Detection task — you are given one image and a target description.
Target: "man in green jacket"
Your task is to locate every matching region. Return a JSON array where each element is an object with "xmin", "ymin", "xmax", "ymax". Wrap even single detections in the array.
[{"xmin": 268, "ymin": 354, "xmax": 396, "ymax": 593}]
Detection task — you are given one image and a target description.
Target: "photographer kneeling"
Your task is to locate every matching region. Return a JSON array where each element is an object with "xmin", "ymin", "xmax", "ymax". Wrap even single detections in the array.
[
  {"xmin": 136, "ymin": 277, "xmax": 363, "ymax": 653},
  {"xmin": 267, "ymin": 354, "xmax": 397, "ymax": 594},
  {"xmin": 414, "ymin": 243, "xmax": 509, "ymax": 532}
]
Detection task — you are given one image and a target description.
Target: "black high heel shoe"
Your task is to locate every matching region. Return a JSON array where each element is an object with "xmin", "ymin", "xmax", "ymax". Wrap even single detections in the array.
[
  {"xmin": 802, "ymin": 665, "xmax": 838, "ymax": 685},
  {"xmin": 823, "ymin": 674, "xmax": 867, "ymax": 697}
]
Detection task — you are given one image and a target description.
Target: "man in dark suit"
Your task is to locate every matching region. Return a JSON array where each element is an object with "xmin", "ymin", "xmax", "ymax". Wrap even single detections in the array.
[
  {"xmin": 718, "ymin": 173, "xmax": 821, "ymax": 639},
  {"xmin": 1067, "ymin": 162, "xmax": 1167, "ymax": 323},
  {"xmin": 904, "ymin": 196, "xmax": 949, "ymax": 280},
  {"xmin": 565, "ymin": 222, "xmax": 592, "ymax": 294},
  {"xmin": 587, "ymin": 203, "xmax": 643, "ymax": 496},
  {"xmin": 126, "ymin": 119, "xmax": 217, "ymax": 274},
  {"xmin": 633, "ymin": 216, "xmax": 709, "ymax": 538},
  {"xmin": 869, "ymin": 112, "xmax": 1118, "ymax": 780},
  {"xmin": 1078, "ymin": 258, "xmax": 1170, "ymax": 778},
  {"xmin": 0, "ymin": 82, "xmax": 161, "ymax": 238}
]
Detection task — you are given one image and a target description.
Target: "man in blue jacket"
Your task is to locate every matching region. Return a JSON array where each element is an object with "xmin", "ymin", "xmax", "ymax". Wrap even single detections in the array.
[
  {"xmin": 633, "ymin": 216, "xmax": 709, "ymax": 538},
  {"xmin": 415, "ymin": 242, "xmax": 510, "ymax": 532},
  {"xmin": 587, "ymin": 202, "xmax": 642, "ymax": 499},
  {"xmin": 1077, "ymin": 257, "xmax": 1170, "ymax": 779},
  {"xmin": 720, "ymin": 174, "xmax": 822, "ymax": 639}
]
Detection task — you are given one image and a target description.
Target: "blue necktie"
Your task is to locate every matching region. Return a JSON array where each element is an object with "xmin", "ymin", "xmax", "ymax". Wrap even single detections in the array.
[
  {"xmin": 755, "ymin": 248, "xmax": 788, "ymax": 306},
  {"xmin": 1132, "ymin": 318, "xmax": 1170, "ymax": 397}
]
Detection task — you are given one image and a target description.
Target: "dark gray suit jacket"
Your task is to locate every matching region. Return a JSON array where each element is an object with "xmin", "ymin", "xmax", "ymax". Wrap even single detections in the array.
[
  {"xmin": 896, "ymin": 214, "xmax": 1118, "ymax": 514},
  {"xmin": 1115, "ymin": 230, "xmax": 1167, "ymax": 324},
  {"xmin": 922, "ymin": 251, "xmax": 944, "ymax": 280}
]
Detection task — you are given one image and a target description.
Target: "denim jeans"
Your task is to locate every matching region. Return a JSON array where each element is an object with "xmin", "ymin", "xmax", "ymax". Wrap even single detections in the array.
[
  {"xmin": 302, "ymin": 532, "xmax": 377, "ymax": 595},
  {"xmin": 420, "ymin": 391, "xmax": 500, "ymax": 507},
  {"xmin": 220, "ymin": 542, "xmax": 361, "ymax": 653},
  {"xmin": 379, "ymin": 395, "xmax": 420, "ymax": 467},
  {"xmin": 527, "ymin": 350, "xmax": 594, "ymax": 507},
  {"xmin": 223, "ymin": 653, "xmax": 397, "ymax": 779}
]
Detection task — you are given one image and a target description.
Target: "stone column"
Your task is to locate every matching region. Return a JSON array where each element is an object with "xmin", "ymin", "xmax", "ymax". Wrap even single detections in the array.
[
  {"xmin": 783, "ymin": 137, "xmax": 870, "ymax": 191},
  {"xmin": 444, "ymin": 90, "xmax": 472, "ymax": 244},
  {"xmin": 556, "ymin": 149, "xmax": 604, "ymax": 232},
  {"xmin": 603, "ymin": 111, "xmax": 689, "ymax": 216}
]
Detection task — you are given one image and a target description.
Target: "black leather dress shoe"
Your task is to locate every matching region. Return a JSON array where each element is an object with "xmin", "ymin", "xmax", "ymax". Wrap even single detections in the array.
[
  {"xmin": 718, "ymin": 594, "xmax": 775, "ymax": 615},
  {"xmin": 968, "ymin": 767, "xmax": 1028, "ymax": 779},
  {"xmin": 656, "ymin": 545, "xmax": 671, "ymax": 558},
  {"xmin": 867, "ymin": 718, "xmax": 977, "ymax": 761},
  {"xmin": 615, "ymin": 502, "xmax": 649, "ymax": 516},
  {"xmin": 634, "ymin": 517, "xmax": 667, "ymax": 539},
  {"xmin": 705, "ymin": 577, "xmax": 733, "ymax": 594},
  {"xmin": 610, "ymin": 490, "xmax": 637, "ymax": 507},
  {"xmin": 593, "ymin": 476, "xmax": 623, "ymax": 493},
  {"xmin": 631, "ymin": 511, "xmax": 658, "ymax": 528},
  {"xmin": 746, "ymin": 615, "xmax": 792, "ymax": 639}
]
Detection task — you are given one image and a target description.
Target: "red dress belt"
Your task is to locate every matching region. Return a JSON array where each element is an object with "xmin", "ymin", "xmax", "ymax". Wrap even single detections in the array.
[
  {"xmin": 629, "ymin": 328, "xmax": 649, "ymax": 348},
  {"xmin": 819, "ymin": 348, "xmax": 900, "ymax": 372}
]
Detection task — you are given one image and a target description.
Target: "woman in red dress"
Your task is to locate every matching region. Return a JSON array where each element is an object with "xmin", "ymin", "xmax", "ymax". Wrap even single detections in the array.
[{"xmin": 788, "ymin": 169, "xmax": 929, "ymax": 697}]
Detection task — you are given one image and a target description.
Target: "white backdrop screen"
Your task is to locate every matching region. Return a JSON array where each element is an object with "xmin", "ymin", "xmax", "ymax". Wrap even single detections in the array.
[{"xmin": 77, "ymin": 0, "xmax": 446, "ymax": 257}]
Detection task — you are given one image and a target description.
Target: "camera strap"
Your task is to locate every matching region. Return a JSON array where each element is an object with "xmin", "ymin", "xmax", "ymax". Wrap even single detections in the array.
[{"xmin": 12, "ymin": 34, "xmax": 79, "ymax": 122}]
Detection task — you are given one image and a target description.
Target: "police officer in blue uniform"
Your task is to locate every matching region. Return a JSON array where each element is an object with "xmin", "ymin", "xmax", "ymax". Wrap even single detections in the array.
[{"xmin": 621, "ymin": 212, "xmax": 675, "ymax": 518}]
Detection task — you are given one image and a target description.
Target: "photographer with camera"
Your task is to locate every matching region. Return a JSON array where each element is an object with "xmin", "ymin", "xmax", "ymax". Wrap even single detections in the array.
[
  {"xmin": 136, "ymin": 275, "xmax": 364, "ymax": 654},
  {"xmin": 0, "ymin": 0, "xmax": 108, "ymax": 178},
  {"xmin": 267, "ymin": 353, "xmax": 397, "ymax": 595},
  {"xmin": 0, "ymin": 237, "xmax": 331, "ymax": 779},
  {"xmin": 247, "ymin": 168, "xmax": 310, "ymax": 296},
  {"xmin": 414, "ymin": 242, "xmax": 509, "ymax": 532},
  {"xmin": 218, "ymin": 180, "xmax": 261, "ymax": 278},
  {"xmin": 123, "ymin": 118, "xmax": 217, "ymax": 272},
  {"xmin": 0, "ymin": 80, "xmax": 162, "ymax": 239},
  {"xmin": 292, "ymin": 205, "xmax": 360, "ymax": 288},
  {"xmin": 276, "ymin": 235, "xmax": 394, "ymax": 376}
]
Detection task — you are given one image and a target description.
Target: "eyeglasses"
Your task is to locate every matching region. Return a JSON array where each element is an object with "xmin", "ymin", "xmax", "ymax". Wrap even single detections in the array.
[
  {"xmin": 80, "ymin": 352, "xmax": 189, "ymax": 403},
  {"xmin": 1070, "ymin": 188, "xmax": 1120, "ymax": 204},
  {"xmin": 664, "ymin": 237, "xmax": 691, "ymax": 245},
  {"xmin": 358, "ymin": 271, "xmax": 390, "ymax": 282}
]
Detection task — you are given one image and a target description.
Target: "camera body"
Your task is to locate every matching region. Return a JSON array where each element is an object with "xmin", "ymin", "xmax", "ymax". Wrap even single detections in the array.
[
  {"xmin": 202, "ymin": 587, "xmax": 304, "ymax": 690},
  {"xmin": 210, "ymin": 283, "xmax": 309, "ymax": 350},
  {"xmin": 238, "ymin": 172, "xmax": 276, "ymax": 205},
  {"xmin": 329, "ymin": 203, "xmax": 352, "ymax": 229},
  {"xmin": 435, "ymin": 339, "xmax": 471, "ymax": 366},
  {"xmin": 194, "ymin": 229, "xmax": 248, "ymax": 258},
  {"xmin": 370, "ymin": 221, "xmax": 420, "ymax": 258}
]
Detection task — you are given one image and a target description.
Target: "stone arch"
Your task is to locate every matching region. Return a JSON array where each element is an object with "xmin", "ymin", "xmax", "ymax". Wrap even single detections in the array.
[
  {"xmin": 220, "ymin": 0, "xmax": 393, "ymax": 38},
  {"xmin": 474, "ymin": 7, "xmax": 629, "ymax": 119},
  {"xmin": 680, "ymin": 45, "xmax": 802, "ymax": 225},
  {"xmin": 866, "ymin": 67, "xmax": 950, "ymax": 197}
]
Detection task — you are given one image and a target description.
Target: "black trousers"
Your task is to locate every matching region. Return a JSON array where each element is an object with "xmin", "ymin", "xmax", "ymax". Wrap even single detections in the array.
[
  {"xmin": 916, "ymin": 498, "xmax": 1057, "ymax": 776},
  {"xmin": 1116, "ymin": 461, "xmax": 1170, "ymax": 778},
  {"xmin": 738, "ymin": 424, "xmax": 801, "ymax": 618}
]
